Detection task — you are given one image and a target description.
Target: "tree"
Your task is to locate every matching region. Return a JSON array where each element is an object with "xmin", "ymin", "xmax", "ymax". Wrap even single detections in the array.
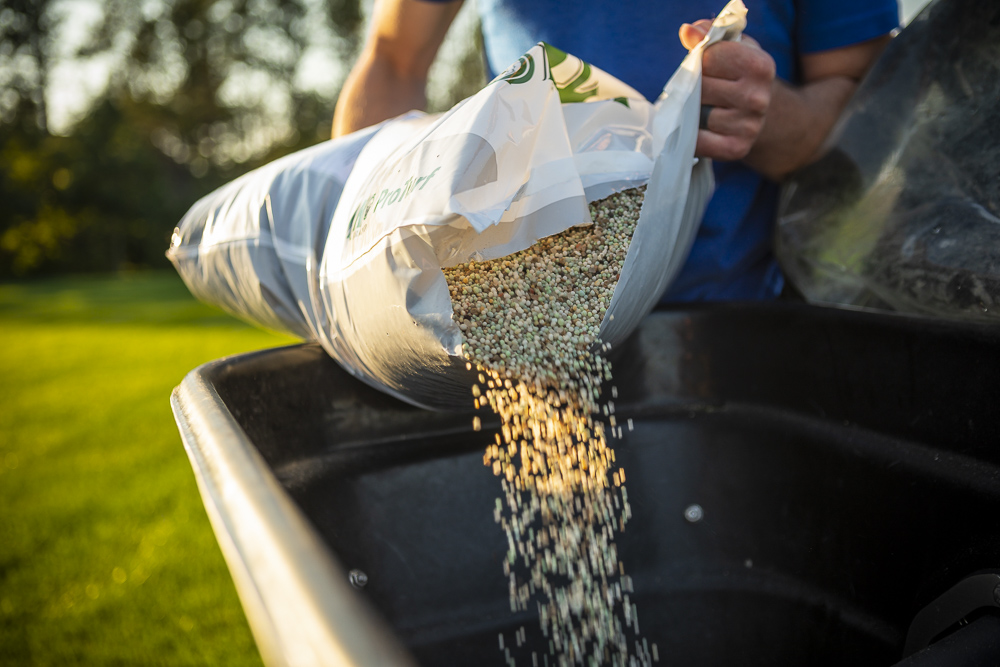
[
  {"xmin": 81, "ymin": 0, "xmax": 362, "ymax": 173},
  {"xmin": 0, "ymin": 0, "xmax": 51, "ymax": 131},
  {"xmin": 0, "ymin": 0, "xmax": 484, "ymax": 277},
  {"xmin": 0, "ymin": 0, "xmax": 365, "ymax": 276}
]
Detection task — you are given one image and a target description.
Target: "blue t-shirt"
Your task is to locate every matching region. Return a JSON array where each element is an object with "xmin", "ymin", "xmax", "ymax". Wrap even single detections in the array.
[{"xmin": 431, "ymin": 0, "xmax": 899, "ymax": 301}]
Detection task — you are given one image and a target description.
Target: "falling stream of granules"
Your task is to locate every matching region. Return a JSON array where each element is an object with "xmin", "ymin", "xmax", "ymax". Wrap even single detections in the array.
[{"xmin": 443, "ymin": 187, "xmax": 658, "ymax": 667}]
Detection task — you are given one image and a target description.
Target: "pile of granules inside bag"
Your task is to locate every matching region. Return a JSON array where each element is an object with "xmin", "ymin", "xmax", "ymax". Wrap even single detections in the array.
[{"xmin": 443, "ymin": 186, "xmax": 659, "ymax": 667}]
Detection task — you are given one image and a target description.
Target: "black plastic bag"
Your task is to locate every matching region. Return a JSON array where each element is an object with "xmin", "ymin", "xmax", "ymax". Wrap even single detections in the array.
[{"xmin": 776, "ymin": 0, "xmax": 1000, "ymax": 322}]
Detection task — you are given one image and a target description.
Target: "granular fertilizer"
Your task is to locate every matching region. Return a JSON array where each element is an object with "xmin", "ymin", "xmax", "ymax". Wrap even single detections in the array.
[{"xmin": 444, "ymin": 187, "xmax": 658, "ymax": 666}]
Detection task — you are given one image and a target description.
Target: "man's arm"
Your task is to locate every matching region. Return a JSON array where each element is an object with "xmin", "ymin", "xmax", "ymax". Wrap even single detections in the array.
[
  {"xmin": 744, "ymin": 37, "xmax": 891, "ymax": 180},
  {"xmin": 680, "ymin": 21, "xmax": 890, "ymax": 182},
  {"xmin": 332, "ymin": 0, "xmax": 463, "ymax": 138}
]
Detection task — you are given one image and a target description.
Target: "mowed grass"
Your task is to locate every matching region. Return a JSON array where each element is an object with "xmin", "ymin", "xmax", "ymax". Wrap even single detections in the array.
[{"xmin": 0, "ymin": 272, "xmax": 298, "ymax": 666}]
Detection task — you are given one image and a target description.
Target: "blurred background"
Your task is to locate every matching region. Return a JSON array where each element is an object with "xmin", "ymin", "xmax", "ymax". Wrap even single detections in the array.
[
  {"xmin": 0, "ymin": 0, "xmax": 929, "ymax": 665},
  {"xmin": 0, "ymin": 0, "xmax": 485, "ymax": 278}
]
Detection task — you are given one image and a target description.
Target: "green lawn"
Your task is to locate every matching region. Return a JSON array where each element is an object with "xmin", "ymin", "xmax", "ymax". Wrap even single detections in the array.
[{"xmin": 0, "ymin": 272, "xmax": 298, "ymax": 666}]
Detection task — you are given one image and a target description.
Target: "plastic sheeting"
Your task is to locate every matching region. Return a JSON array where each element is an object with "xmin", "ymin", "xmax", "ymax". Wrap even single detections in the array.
[{"xmin": 776, "ymin": 0, "xmax": 1000, "ymax": 322}]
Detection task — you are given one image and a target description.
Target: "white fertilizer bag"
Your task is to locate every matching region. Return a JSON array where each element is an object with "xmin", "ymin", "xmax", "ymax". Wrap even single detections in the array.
[{"xmin": 168, "ymin": 1, "xmax": 746, "ymax": 410}]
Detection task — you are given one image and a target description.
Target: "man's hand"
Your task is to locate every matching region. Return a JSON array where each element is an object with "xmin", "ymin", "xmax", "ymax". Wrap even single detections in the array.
[
  {"xmin": 680, "ymin": 20, "xmax": 775, "ymax": 163},
  {"xmin": 679, "ymin": 19, "xmax": 890, "ymax": 181}
]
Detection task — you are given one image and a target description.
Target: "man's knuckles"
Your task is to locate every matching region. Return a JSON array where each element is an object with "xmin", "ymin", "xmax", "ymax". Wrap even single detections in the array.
[
  {"xmin": 712, "ymin": 110, "xmax": 763, "ymax": 141},
  {"xmin": 703, "ymin": 41, "xmax": 776, "ymax": 82},
  {"xmin": 699, "ymin": 132, "xmax": 753, "ymax": 161},
  {"xmin": 741, "ymin": 87, "xmax": 770, "ymax": 116}
]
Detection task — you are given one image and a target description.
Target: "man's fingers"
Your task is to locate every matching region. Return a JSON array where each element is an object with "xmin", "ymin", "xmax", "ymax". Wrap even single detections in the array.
[
  {"xmin": 699, "ymin": 106, "xmax": 764, "ymax": 142},
  {"xmin": 681, "ymin": 20, "xmax": 760, "ymax": 52},
  {"xmin": 700, "ymin": 77, "xmax": 771, "ymax": 116},
  {"xmin": 702, "ymin": 41, "xmax": 775, "ymax": 82},
  {"xmin": 695, "ymin": 129, "xmax": 755, "ymax": 162},
  {"xmin": 697, "ymin": 50, "xmax": 774, "ymax": 164},
  {"xmin": 678, "ymin": 20, "xmax": 712, "ymax": 50},
  {"xmin": 681, "ymin": 20, "xmax": 776, "ymax": 164}
]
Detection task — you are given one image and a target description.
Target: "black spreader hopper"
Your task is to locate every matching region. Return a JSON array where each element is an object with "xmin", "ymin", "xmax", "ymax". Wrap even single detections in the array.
[{"xmin": 172, "ymin": 303, "xmax": 1000, "ymax": 666}]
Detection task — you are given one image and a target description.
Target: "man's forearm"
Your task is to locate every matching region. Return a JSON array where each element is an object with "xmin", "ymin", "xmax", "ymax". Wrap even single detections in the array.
[
  {"xmin": 332, "ymin": 0, "xmax": 463, "ymax": 138},
  {"xmin": 742, "ymin": 75, "xmax": 858, "ymax": 182},
  {"xmin": 744, "ymin": 35, "xmax": 892, "ymax": 182},
  {"xmin": 684, "ymin": 20, "xmax": 889, "ymax": 182},
  {"xmin": 332, "ymin": 51, "xmax": 427, "ymax": 138}
]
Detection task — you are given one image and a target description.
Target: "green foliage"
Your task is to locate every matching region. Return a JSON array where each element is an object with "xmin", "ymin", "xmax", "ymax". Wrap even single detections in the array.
[
  {"xmin": 0, "ymin": 271, "xmax": 296, "ymax": 665},
  {"xmin": 0, "ymin": 98, "xmax": 203, "ymax": 276},
  {"xmin": 0, "ymin": 0, "xmax": 367, "ymax": 277},
  {"xmin": 0, "ymin": 0, "xmax": 486, "ymax": 278},
  {"xmin": 0, "ymin": 0, "xmax": 52, "ymax": 129}
]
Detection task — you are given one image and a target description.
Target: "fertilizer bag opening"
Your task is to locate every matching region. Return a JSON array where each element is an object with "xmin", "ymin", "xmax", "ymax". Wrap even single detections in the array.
[{"xmin": 167, "ymin": 0, "xmax": 747, "ymax": 410}]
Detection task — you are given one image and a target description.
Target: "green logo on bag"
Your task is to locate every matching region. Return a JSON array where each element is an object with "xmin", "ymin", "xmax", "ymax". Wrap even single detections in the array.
[
  {"xmin": 494, "ymin": 42, "xmax": 639, "ymax": 106},
  {"xmin": 496, "ymin": 54, "xmax": 536, "ymax": 85},
  {"xmin": 346, "ymin": 167, "xmax": 442, "ymax": 241},
  {"xmin": 543, "ymin": 44, "xmax": 598, "ymax": 104}
]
